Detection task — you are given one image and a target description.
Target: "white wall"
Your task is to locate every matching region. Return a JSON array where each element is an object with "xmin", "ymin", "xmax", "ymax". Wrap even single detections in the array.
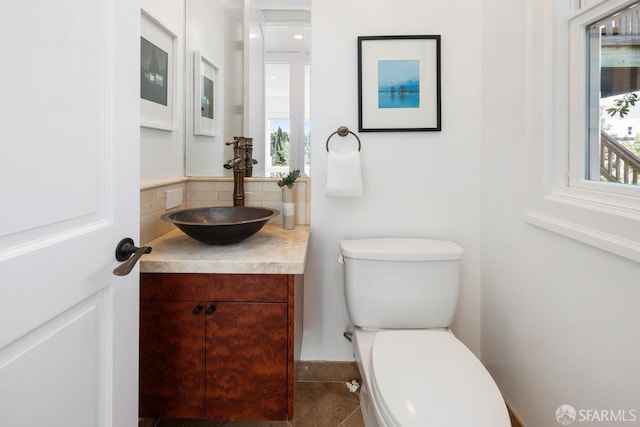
[
  {"xmin": 140, "ymin": 0, "xmax": 185, "ymax": 184},
  {"xmin": 305, "ymin": 0, "xmax": 484, "ymax": 360},
  {"xmin": 482, "ymin": 1, "xmax": 640, "ymax": 426}
]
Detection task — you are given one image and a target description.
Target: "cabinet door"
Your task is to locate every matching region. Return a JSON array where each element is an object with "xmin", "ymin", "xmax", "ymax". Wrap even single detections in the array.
[
  {"xmin": 139, "ymin": 301, "xmax": 206, "ymax": 419},
  {"xmin": 205, "ymin": 302, "xmax": 288, "ymax": 420}
]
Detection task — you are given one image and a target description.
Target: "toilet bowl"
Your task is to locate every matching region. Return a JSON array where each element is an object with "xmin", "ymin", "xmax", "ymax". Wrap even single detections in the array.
[
  {"xmin": 352, "ymin": 328, "xmax": 510, "ymax": 427},
  {"xmin": 339, "ymin": 238, "xmax": 510, "ymax": 427}
]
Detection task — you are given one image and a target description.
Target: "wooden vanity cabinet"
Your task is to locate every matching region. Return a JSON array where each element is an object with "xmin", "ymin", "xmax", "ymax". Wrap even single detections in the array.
[
  {"xmin": 139, "ymin": 273, "xmax": 302, "ymax": 421},
  {"xmin": 139, "ymin": 299, "xmax": 205, "ymax": 418}
]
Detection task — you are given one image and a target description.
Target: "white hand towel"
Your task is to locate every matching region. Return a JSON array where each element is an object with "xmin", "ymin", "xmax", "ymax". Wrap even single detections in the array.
[{"xmin": 325, "ymin": 150, "xmax": 363, "ymax": 198}]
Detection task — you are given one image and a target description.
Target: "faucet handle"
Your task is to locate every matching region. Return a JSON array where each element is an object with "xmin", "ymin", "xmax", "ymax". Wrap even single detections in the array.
[{"xmin": 226, "ymin": 136, "xmax": 243, "ymax": 147}]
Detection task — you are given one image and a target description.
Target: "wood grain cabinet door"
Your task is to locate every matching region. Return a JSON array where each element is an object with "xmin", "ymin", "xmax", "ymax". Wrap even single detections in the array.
[
  {"xmin": 139, "ymin": 301, "xmax": 207, "ymax": 419},
  {"xmin": 205, "ymin": 302, "xmax": 288, "ymax": 420}
]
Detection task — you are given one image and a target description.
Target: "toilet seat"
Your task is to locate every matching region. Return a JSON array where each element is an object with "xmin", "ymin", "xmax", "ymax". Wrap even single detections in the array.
[{"xmin": 370, "ymin": 330, "xmax": 510, "ymax": 427}]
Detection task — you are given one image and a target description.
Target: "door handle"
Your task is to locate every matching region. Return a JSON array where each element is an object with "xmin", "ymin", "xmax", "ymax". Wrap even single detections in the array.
[{"xmin": 113, "ymin": 238, "xmax": 152, "ymax": 276}]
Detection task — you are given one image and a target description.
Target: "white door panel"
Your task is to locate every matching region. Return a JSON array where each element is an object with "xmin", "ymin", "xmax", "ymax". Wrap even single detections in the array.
[
  {"xmin": 0, "ymin": 0, "xmax": 140, "ymax": 425},
  {"xmin": 1, "ymin": 0, "xmax": 109, "ymax": 240},
  {"xmin": 0, "ymin": 228, "xmax": 114, "ymax": 348},
  {"xmin": 0, "ymin": 294, "xmax": 105, "ymax": 426}
]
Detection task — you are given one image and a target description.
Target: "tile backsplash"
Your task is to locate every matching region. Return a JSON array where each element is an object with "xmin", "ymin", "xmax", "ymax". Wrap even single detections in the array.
[{"xmin": 140, "ymin": 177, "xmax": 310, "ymax": 245}]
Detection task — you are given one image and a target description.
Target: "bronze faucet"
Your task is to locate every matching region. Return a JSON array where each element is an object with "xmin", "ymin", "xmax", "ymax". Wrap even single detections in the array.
[{"xmin": 223, "ymin": 137, "xmax": 258, "ymax": 206}]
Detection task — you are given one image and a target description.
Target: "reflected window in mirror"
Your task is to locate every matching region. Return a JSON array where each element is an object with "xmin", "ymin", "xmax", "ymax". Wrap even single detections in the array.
[{"xmin": 265, "ymin": 54, "xmax": 310, "ymax": 177}]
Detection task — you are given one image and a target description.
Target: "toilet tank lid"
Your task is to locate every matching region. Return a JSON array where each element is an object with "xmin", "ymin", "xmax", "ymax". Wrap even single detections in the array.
[{"xmin": 340, "ymin": 238, "xmax": 464, "ymax": 261}]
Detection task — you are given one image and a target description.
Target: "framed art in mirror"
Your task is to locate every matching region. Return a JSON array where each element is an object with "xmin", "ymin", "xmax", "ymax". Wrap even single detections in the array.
[
  {"xmin": 193, "ymin": 51, "xmax": 219, "ymax": 137},
  {"xmin": 358, "ymin": 35, "xmax": 441, "ymax": 132},
  {"xmin": 140, "ymin": 9, "xmax": 178, "ymax": 131}
]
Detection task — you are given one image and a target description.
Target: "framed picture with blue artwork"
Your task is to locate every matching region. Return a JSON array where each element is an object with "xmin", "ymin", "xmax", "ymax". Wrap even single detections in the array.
[{"xmin": 358, "ymin": 35, "xmax": 441, "ymax": 132}]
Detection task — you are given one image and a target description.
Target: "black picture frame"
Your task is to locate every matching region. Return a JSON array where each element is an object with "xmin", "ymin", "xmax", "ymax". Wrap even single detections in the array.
[{"xmin": 358, "ymin": 35, "xmax": 441, "ymax": 132}]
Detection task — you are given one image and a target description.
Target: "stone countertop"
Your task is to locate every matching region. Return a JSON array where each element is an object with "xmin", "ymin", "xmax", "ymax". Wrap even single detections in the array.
[{"xmin": 140, "ymin": 224, "xmax": 310, "ymax": 275}]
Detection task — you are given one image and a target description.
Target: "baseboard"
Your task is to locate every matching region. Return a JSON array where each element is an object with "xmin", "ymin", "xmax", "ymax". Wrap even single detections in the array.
[
  {"xmin": 296, "ymin": 361, "xmax": 361, "ymax": 382},
  {"xmin": 506, "ymin": 400, "xmax": 525, "ymax": 427}
]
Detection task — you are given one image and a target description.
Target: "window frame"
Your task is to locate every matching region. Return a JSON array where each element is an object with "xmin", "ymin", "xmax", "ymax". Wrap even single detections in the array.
[
  {"xmin": 524, "ymin": 0, "xmax": 640, "ymax": 263},
  {"xmin": 568, "ymin": 0, "xmax": 640, "ymax": 197}
]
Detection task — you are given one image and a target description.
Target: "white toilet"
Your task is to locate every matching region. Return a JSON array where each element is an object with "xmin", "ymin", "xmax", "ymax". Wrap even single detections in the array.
[{"xmin": 339, "ymin": 238, "xmax": 511, "ymax": 427}]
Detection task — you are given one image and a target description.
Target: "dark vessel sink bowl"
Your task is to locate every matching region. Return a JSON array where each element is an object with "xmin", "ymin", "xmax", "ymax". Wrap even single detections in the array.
[{"xmin": 161, "ymin": 206, "xmax": 280, "ymax": 245}]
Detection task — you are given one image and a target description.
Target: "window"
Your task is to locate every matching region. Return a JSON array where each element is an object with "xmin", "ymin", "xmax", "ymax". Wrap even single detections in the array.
[
  {"xmin": 568, "ymin": 0, "xmax": 640, "ymax": 197},
  {"xmin": 524, "ymin": 0, "xmax": 640, "ymax": 263},
  {"xmin": 586, "ymin": 2, "xmax": 640, "ymax": 186}
]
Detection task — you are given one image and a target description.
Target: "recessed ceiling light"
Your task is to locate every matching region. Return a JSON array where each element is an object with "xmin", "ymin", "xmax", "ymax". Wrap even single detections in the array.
[{"xmin": 294, "ymin": 34, "xmax": 304, "ymax": 40}]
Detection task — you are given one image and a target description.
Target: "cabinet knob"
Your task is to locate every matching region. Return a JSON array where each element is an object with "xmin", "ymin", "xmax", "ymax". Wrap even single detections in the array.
[
  {"xmin": 206, "ymin": 304, "xmax": 216, "ymax": 315},
  {"xmin": 193, "ymin": 304, "xmax": 204, "ymax": 315}
]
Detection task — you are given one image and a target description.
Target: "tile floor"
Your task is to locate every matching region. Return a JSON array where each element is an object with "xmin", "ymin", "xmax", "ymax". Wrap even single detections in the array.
[
  {"xmin": 139, "ymin": 362, "xmax": 364, "ymax": 427},
  {"xmin": 139, "ymin": 361, "xmax": 524, "ymax": 427}
]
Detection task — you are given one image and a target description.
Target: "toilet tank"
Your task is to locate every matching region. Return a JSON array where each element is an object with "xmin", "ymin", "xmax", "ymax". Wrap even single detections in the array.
[{"xmin": 340, "ymin": 238, "xmax": 464, "ymax": 329}]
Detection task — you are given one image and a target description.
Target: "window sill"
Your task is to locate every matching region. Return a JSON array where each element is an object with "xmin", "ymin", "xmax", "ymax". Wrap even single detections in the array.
[{"xmin": 525, "ymin": 187, "xmax": 640, "ymax": 263}]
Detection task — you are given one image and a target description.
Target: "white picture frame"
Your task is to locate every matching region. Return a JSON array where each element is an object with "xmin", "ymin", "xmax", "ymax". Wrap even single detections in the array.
[
  {"xmin": 140, "ymin": 9, "xmax": 178, "ymax": 131},
  {"xmin": 193, "ymin": 51, "xmax": 219, "ymax": 136}
]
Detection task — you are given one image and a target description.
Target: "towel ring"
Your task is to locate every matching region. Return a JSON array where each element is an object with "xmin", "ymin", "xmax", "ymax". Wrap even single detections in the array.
[{"xmin": 326, "ymin": 126, "xmax": 362, "ymax": 152}]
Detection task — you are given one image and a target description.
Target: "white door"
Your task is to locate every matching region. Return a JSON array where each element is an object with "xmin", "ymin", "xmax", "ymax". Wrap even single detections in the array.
[{"xmin": 0, "ymin": 0, "xmax": 140, "ymax": 426}]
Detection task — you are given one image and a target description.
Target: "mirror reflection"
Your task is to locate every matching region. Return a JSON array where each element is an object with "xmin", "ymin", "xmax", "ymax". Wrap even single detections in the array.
[{"xmin": 185, "ymin": 0, "xmax": 310, "ymax": 178}]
